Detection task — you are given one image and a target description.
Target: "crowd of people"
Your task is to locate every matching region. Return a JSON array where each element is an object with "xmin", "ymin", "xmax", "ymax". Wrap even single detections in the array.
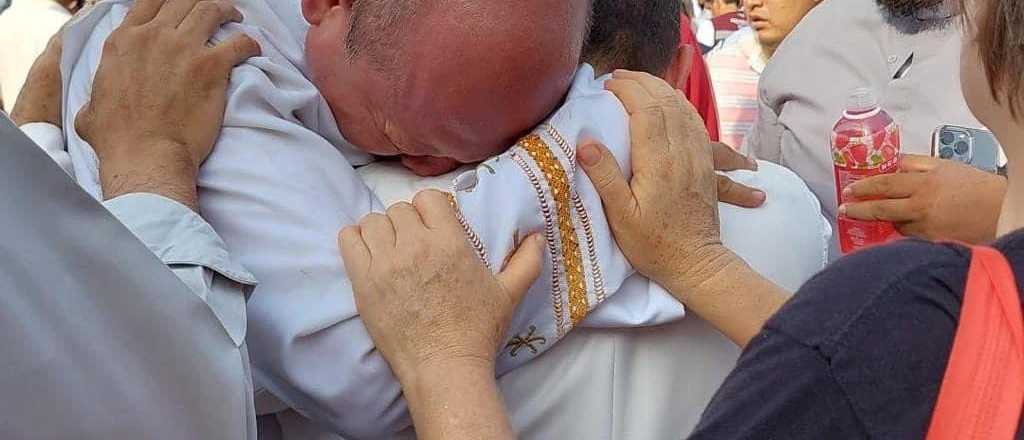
[{"xmin": 1, "ymin": 0, "xmax": 1022, "ymax": 438}]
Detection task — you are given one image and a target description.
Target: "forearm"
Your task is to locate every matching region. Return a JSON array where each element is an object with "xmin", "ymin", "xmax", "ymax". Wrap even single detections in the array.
[
  {"xmin": 665, "ymin": 245, "xmax": 789, "ymax": 348},
  {"xmin": 401, "ymin": 359, "xmax": 515, "ymax": 440}
]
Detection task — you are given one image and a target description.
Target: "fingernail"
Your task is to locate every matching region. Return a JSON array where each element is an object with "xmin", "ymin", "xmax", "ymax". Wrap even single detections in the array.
[
  {"xmin": 842, "ymin": 187, "xmax": 852, "ymax": 199},
  {"xmin": 838, "ymin": 204, "xmax": 847, "ymax": 216},
  {"xmin": 578, "ymin": 144, "xmax": 602, "ymax": 167},
  {"xmin": 748, "ymin": 157, "xmax": 759, "ymax": 171},
  {"xmin": 753, "ymin": 190, "xmax": 766, "ymax": 203}
]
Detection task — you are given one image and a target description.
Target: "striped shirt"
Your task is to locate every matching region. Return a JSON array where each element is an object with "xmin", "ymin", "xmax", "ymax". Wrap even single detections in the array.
[{"xmin": 706, "ymin": 27, "xmax": 767, "ymax": 150}]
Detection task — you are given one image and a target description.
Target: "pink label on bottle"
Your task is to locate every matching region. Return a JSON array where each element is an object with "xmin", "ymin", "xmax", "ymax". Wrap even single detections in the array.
[{"xmin": 832, "ymin": 118, "xmax": 902, "ymax": 254}]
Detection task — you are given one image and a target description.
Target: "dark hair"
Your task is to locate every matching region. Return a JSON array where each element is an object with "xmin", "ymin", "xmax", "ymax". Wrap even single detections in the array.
[
  {"xmin": 968, "ymin": 0, "xmax": 1024, "ymax": 118},
  {"xmin": 582, "ymin": 0, "xmax": 681, "ymax": 76}
]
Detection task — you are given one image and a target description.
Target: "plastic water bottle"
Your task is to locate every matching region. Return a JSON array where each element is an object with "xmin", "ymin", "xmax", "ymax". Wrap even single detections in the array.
[{"xmin": 831, "ymin": 88, "xmax": 902, "ymax": 254}]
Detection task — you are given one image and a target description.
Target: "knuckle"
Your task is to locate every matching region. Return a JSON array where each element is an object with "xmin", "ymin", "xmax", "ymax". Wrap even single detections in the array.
[
  {"xmin": 386, "ymin": 201, "xmax": 413, "ymax": 217},
  {"xmin": 359, "ymin": 213, "xmax": 385, "ymax": 228},
  {"xmin": 875, "ymin": 178, "xmax": 894, "ymax": 196},
  {"xmin": 101, "ymin": 34, "xmax": 123, "ymax": 54},
  {"xmin": 193, "ymin": 1, "xmax": 221, "ymax": 18},
  {"xmin": 717, "ymin": 176, "xmax": 737, "ymax": 196},
  {"xmin": 414, "ymin": 189, "xmax": 447, "ymax": 206},
  {"xmin": 190, "ymin": 54, "xmax": 223, "ymax": 78},
  {"xmin": 74, "ymin": 108, "xmax": 94, "ymax": 138}
]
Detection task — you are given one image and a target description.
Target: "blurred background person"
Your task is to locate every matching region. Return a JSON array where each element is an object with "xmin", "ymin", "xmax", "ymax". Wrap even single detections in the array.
[
  {"xmin": 707, "ymin": 0, "xmax": 820, "ymax": 150},
  {"xmin": 0, "ymin": 0, "xmax": 80, "ymax": 111},
  {"xmin": 584, "ymin": 0, "xmax": 720, "ymax": 140},
  {"xmin": 710, "ymin": 0, "xmax": 747, "ymax": 47},
  {"xmin": 679, "ymin": 13, "xmax": 722, "ymax": 142},
  {"xmin": 694, "ymin": 0, "xmax": 717, "ymax": 52},
  {"xmin": 745, "ymin": 0, "xmax": 1001, "ymax": 258}
]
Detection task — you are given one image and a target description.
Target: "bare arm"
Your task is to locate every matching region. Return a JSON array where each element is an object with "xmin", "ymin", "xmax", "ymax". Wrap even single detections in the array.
[
  {"xmin": 661, "ymin": 245, "xmax": 788, "ymax": 347},
  {"xmin": 401, "ymin": 359, "xmax": 514, "ymax": 440},
  {"xmin": 579, "ymin": 70, "xmax": 787, "ymax": 347}
]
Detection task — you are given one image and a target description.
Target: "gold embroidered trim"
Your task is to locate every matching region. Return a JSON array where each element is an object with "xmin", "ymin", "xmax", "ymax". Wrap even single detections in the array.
[
  {"xmin": 544, "ymin": 126, "xmax": 607, "ymax": 302},
  {"xmin": 517, "ymin": 134, "xmax": 589, "ymax": 326},
  {"xmin": 512, "ymin": 153, "xmax": 567, "ymax": 336},
  {"xmin": 445, "ymin": 192, "xmax": 490, "ymax": 269}
]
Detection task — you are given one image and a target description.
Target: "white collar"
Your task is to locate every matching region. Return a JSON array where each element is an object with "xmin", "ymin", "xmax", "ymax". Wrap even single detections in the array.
[{"xmin": 738, "ymin": 28, "xmax": 769, "ymax": 74}]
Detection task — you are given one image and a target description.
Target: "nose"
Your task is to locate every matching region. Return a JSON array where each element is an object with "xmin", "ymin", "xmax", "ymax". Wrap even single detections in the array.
[{"xmin": 744, "ymin": 0, "xmax": 763, "ymax": 11}]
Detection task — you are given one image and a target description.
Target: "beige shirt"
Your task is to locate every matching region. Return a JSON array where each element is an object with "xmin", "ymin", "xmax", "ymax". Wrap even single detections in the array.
[
  {"xmin": 745, "ymin": 0, "xmax": 981, "ymax": 259},
  {"xmin": 0, "ymin": 0, "xmax": 70, "ymax": 110}
]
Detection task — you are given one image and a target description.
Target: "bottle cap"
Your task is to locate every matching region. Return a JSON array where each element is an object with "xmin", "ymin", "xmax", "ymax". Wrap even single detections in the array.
[{"xmin": 846, "ymin": 87, "xmax": 879, "ymax": 113}]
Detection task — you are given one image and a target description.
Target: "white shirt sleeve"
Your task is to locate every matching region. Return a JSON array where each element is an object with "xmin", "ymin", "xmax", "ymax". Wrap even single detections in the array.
[{"xmin": 19, "ymin": 121, "xmax": 74, "ymax": 177}]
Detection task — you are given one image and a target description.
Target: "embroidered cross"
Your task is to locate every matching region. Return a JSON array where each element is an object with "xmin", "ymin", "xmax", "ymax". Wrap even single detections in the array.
[{"xmin": 505, "ymin": 325, "xmax": 547, "ymax": 357}]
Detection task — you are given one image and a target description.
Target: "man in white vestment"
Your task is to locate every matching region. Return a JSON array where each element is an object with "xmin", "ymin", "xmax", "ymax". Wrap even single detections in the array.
[{"xmin": 52, "ymin": 1, "xmax": 830, "ymax": 438}]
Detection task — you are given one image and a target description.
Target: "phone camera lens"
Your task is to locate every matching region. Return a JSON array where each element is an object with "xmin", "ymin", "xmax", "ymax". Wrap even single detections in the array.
[
  {"xmin": 940, "ymin": 132, "xmax": 955, "ymax": 145},
  {"xmin": 954, "ymin": 141, "xmax": 970, "ymax": 155},
  {"xmin": 939, "ymin": 147, "xmax": 955, "ymax": 159}
]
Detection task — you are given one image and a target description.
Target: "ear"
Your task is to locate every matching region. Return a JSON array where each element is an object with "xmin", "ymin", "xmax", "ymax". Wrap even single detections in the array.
[{"xmin": 302, "ymin": 0, "xmax": 352, "ymax": 26}]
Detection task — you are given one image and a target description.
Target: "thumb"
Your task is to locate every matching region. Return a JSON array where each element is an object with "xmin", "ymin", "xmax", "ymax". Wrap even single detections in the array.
[
  {"xmin": 496, "ymin": 234, "xmax": 545, "ymax": 304},
  {"xmin": 578, "ymin": 142, "xmax": 637, "ymax": 222}
]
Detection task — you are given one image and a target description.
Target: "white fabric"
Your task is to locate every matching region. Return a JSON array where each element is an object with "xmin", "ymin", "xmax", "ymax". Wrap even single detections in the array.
[
  {"xmin": 0, "ymin": 0, "xmax": 70, "ymax": 110},
  {"xmin": 19, "ymin": 122, "xmax": 74, "ymax": 176},
  {"xmin": 695, "ymin": 17, "xmax": 716, "ymax": 49},
  {"xmin": 61, "ymin": 2, "xmax": 831, "ymax": 438}
]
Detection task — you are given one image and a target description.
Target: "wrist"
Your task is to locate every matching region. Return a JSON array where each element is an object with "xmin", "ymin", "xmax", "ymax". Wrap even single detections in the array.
[
  {"xmin": 659, "ymin": 244, "xmax": 740, "ymax": 302},
  {"xmin": 399, "ymin": 355, "xmax": 495, "ymax": 412},
  {"xmin": 98, "ymin": 140, "xmax": 200, "ymax": 212},
  {"xmin": 397, "ymin": 354, "xmax": 495, "ymax": 393}
]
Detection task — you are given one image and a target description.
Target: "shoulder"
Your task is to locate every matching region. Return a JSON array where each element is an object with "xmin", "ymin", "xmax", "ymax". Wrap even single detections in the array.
[
  {"xmin": 761, "ymin": 0, "xmax": 885, "ymax": 97},
  {"xmin": 768, "ymin": 239, "xmax": 970, "ymax": 346}
]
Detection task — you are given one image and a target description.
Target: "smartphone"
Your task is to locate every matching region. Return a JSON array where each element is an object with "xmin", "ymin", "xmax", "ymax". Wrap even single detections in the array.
[{"xmin": 931, "ymin": 125, "xmax": 1002, "ymax": 173}]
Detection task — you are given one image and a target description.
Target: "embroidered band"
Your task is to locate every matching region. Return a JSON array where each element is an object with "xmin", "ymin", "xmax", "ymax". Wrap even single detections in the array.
[
  {"xmin": 544, "ymin": 126, "xmax": 607, "ymax": 302},
  {"xmin": 512, "ymin": 152, "xmax": 568, "ymax": 336},
  {"xmin": 517, "ymin": 134, "xmax": 589, "ymax": 326}
]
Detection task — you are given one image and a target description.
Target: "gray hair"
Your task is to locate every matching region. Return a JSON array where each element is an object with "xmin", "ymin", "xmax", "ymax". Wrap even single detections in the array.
[{"xmin": 345, "ymin": 0, "xmax": 423, "ymax": 69}]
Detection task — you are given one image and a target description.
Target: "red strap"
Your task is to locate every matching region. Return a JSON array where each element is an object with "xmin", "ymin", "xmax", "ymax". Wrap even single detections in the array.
[{"xmin": 926, "ymin": 246, "xmax": 1024, "ymax": 440}]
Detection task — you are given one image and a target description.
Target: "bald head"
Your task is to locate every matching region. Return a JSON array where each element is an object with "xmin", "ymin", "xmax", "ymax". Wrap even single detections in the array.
[{"xmin": 303, "ymin": 0, "xmax": 591, "ymax": 175}]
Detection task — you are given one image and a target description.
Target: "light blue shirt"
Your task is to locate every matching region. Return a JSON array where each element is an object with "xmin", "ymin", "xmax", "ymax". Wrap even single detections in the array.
[
  {"xmin": 106, "ymin": 193, "xmax": 257, "ymax": 348},
  {"xmin": 3, "ymin": 115, "xmax": 259, "ymax": 438}
]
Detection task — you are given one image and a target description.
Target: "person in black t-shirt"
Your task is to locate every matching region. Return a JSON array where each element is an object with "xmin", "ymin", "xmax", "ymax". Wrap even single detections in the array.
[{"xmin": 688, "ymin": 0, "xmax": 1024, "ymax": 434}]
